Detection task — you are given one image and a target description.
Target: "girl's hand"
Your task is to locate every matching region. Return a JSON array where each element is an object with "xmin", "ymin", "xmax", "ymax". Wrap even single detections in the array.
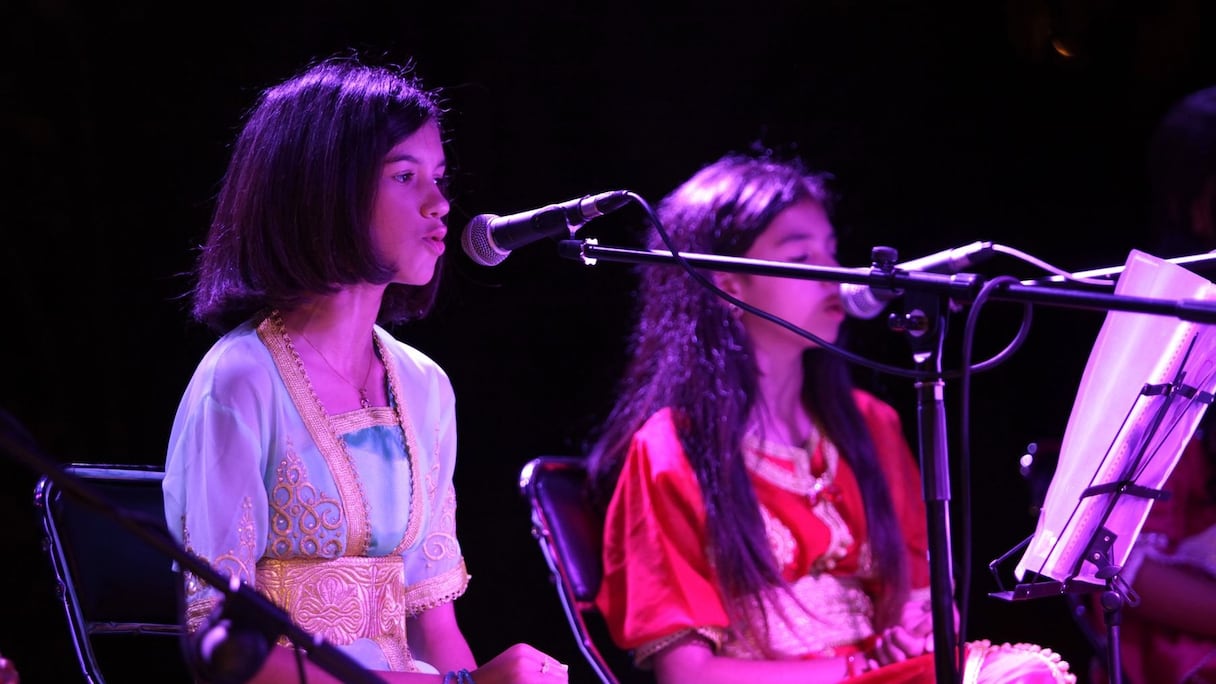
[
  {"xmin": 872, "ymin": 624, "xmax": 928, "ymax": 665},
  {"xmin": 469, "ymin": 643, "xmax": 569, "ymax": 684},
  {"xmin": 872, "ymin": 599, "xmax": 934, "ymax": 665}
]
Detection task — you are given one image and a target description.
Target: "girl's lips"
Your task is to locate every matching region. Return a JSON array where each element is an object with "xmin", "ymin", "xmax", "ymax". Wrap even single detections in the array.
[
  {"xmin": 425, "ymin": 229, "xmax": 447, "ymax": 255},
  {"xmin": 425, "ymin": 234, "xmax": 446, "ymax": 255}
]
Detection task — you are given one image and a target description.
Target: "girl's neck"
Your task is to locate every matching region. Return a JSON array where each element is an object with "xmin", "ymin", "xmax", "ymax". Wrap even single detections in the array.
[
  {"xmin": 277, "ymin": 289, "xmax": 383, "ymax": 374},
  {"xmin": 751, "ymin": 346, "xmax": 812, "ymax": 447},
  {"xmin": 273, "ymin": 297, "xmax": 387, "ymax": 412}
]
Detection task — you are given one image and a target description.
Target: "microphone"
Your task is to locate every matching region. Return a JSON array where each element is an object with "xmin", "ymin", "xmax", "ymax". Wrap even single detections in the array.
[
  {"xmin": 461, "ymin": 190, "xmax": 631, "ymax": 266},
  {"xmin": 840, "ymin": 241, "xmax": 995, "ymax": 319}
]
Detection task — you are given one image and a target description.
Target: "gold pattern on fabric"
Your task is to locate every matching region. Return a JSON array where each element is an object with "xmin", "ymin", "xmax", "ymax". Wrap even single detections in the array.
[
  {"xmin": 743, "ymin": 431, "xmax": 855, "ymax": 573},
  {"xmin": 329, "ymin": 405, "xmax": 397, "ymax": 435},
  {"xmin": 420, "ymin": 463, "xmax": 460, "ymax": 568},
  {"xmin": 256, "ymin": 556, "xmax": 420, "ymax": 672},
  {"xmin": 182, "ymin": 497, "xmax": 258, "ymax": 632},
  {"xmin": 719, "ymin": 572, "xmax": 876, "ymax": 660},
  {"xmin": 742, "ymin": 430, "xmax": 838, "ymax": 492},
  {"xmin": 400, "ymin": 560, "xmax": 470, "ymax": 616},
  {"xmin": 185, "ymin": 596, "xmax": 218, "ymax": 634},
  {"xmin": 379, "ymin": 337, "xmax": 424, "ymax": 556},
  {"xmin": 634, "ymin": 626, "xmax": 728, "ymax": 668},
  {"xmin": 372, "ymin": 636, "xmax": 415, "ymax": 672},
  {"xmin": 757, "ymin": 504, "xmax": 797, "ymax": 568},
  {"xmin": 268, "ymin": 445, "xmax": 344, "ymax": 558},
  {"xmin": 259, "ymin": 313, "xmax": 371, "ymax": 556}
]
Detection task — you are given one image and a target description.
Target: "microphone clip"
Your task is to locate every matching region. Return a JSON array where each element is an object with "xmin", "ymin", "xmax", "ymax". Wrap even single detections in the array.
[{"xmin": 864, "ymin": 244, "xmax": 904, "ymax": 295}]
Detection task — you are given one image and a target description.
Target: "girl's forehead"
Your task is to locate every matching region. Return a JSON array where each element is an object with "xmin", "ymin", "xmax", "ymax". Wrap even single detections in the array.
[{"xmin": 762, "ymin": 202, "xmax": 834, "ymax": 239}]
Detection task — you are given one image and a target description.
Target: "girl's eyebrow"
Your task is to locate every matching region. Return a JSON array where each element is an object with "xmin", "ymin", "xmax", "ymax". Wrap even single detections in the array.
[
  {"xmin": 773, "ymin": 229, "xmax": 829, "ymax": 247},
  {"xmin": 384, "ymin": 152, "xmax": 447, "ymax": 169}
]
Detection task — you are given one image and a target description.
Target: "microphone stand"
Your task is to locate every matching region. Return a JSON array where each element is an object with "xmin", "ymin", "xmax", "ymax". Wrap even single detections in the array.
[
  {"xmin": 558, "ymin": 238, "xmax": 1216, "ymax": 684},
  {"xmin": 0, "ymin": 413, "xmax": 387, "ymax": 684},
  {"xmin": 897, "ymin": 286, "xmax": 960, "ymax": 683}
]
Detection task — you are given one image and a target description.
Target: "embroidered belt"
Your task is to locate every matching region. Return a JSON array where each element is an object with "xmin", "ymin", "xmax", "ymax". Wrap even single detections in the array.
[
  {"xmin": 720, "ymin": 572, "xmax": 876, "ymax": 659},
  {"xmin": 256, "ymin": 556, "xmax": 416, "ymax": 671}
]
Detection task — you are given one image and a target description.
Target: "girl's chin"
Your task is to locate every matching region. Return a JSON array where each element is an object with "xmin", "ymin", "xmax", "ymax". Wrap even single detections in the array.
[{"xmin": 394, "ymin": 262, "xmax": 440, "ymax": 287}]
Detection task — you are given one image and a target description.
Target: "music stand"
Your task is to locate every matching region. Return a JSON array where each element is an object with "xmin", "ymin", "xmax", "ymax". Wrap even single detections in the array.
[{"xmin": 990, "ymin": 250, "xmax": 1216, "ymax": 684}]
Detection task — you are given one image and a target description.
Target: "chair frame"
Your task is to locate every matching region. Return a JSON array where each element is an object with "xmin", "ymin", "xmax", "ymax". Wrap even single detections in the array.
[
  {"xmin": 33, "ymin": 463, "xmax": 186, "ymax": 684},
  {"xmin": 519, "ymin": 456, "xmax": 624, "ymax": 684}
]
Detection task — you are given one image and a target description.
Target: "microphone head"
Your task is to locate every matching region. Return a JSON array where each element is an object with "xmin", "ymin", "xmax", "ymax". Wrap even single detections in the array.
[
  {"xmin": 461, "ymin": 214, "xmax": 509, "ymax": 267},
  {"xmin": 839, "ymin": 282, "xmax": 889, "ymax": 319}
]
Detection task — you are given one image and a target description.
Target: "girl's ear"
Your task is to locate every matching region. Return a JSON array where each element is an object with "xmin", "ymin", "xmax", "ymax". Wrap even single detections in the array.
[
  {"xmin": 714, "ymin": 271, "xmax": 747, "ymax": 320},
  {"xmin": 714, "ymin": 270, "xmax": 743, "ymax": 300}
]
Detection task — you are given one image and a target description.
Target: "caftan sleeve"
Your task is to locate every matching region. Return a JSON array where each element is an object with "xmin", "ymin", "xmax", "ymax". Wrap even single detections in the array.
[
  {"xmin": 163, "ymin": 333, "xmax": 276, "ymax": 632},
  {"xmin": 391, "ymin": 343, "xmax": 470, "ymax": 615},
  {"xmin": 595, "ymin": 408, "xmax": 730, "ymax": 651}
]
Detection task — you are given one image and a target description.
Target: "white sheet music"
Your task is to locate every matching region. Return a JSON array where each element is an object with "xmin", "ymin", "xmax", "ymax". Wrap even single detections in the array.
[{"xmin": 1015, "ymin": 249, "xmax": 1216, "ymax": 584}]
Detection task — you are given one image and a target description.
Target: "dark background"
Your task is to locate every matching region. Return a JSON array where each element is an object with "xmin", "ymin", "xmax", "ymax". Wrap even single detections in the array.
[{"xmin": 5, "ymin": 1, "xmax": 1216, "ymax": 682}]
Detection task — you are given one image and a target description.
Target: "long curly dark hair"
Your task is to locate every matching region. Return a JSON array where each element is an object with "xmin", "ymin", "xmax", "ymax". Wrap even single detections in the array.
[{"xmin": 586, "ymin": 152, "xmax": 909, "ymax": 646}]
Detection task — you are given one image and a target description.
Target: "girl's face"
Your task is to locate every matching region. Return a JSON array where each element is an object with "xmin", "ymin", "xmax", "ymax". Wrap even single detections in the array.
[
  {"xmin": 369, "ymin": 120, "xmax": 450, "ymax": 285},
  {"xmin": 723, "ymin": 199, "xmax": 845, "ymax": 354}
]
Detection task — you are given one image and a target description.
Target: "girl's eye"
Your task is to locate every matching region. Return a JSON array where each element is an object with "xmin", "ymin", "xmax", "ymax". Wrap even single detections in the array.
[
  {"xmin": 394, "ymin": 171, "xmax": 415, "ymax": 183},
  {"xmin": 436, "ymin": 176, "xmax": 451, "ymax": 195}
]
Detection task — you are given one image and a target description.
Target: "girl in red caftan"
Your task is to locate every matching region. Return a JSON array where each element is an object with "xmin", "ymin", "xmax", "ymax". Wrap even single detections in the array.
[{"xmin": 585, "ymin": 152, "xmax": 1076, "ymax": 684}]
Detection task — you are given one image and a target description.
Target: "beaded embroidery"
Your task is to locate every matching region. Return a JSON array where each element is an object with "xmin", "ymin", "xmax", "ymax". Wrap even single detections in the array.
[{"xmin": 743, "ymin": 427, "xmax": 854, "ymax": 573}]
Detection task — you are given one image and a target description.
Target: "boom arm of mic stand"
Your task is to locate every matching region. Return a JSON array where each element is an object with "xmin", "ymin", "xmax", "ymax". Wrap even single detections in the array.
[
  {"xmin": 557, "ymin": 239, "xmax": 984, "ymax": 294},
  {"xmin": 992, "ymin": 282, "xmax": 1216, "ymax": 323},
  {"xmin": 560, "ymin": 240, "xmax": 1216, "ymax": 324},
  {"xmin": 0, "ymin": 425, "xmax": 388, "ymax": 684}
]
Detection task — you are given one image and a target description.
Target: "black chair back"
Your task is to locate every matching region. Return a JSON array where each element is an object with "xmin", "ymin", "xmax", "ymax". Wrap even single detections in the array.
[
  {"xmin": 33, "ymin": 464, "xmax": 190, "ymax": 684},
  {"xmin": 519, "ymin": 456, "xmax": 654, "ymax": 684}
]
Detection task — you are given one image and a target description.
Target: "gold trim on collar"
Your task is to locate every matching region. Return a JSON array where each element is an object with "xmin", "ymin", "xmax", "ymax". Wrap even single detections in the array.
[
  {"xmin": 380, "ymin": 343, "xmax": 424, "ymax": 556},
  {"xmin": 258, "ymin": 313, "xmax": 372, "ymax": 555}
]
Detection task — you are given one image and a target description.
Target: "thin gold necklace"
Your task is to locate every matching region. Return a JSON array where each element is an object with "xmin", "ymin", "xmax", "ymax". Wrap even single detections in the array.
[{"xmin": 296, "ymin": 328, "xmax": 376, "ymax": 409}]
